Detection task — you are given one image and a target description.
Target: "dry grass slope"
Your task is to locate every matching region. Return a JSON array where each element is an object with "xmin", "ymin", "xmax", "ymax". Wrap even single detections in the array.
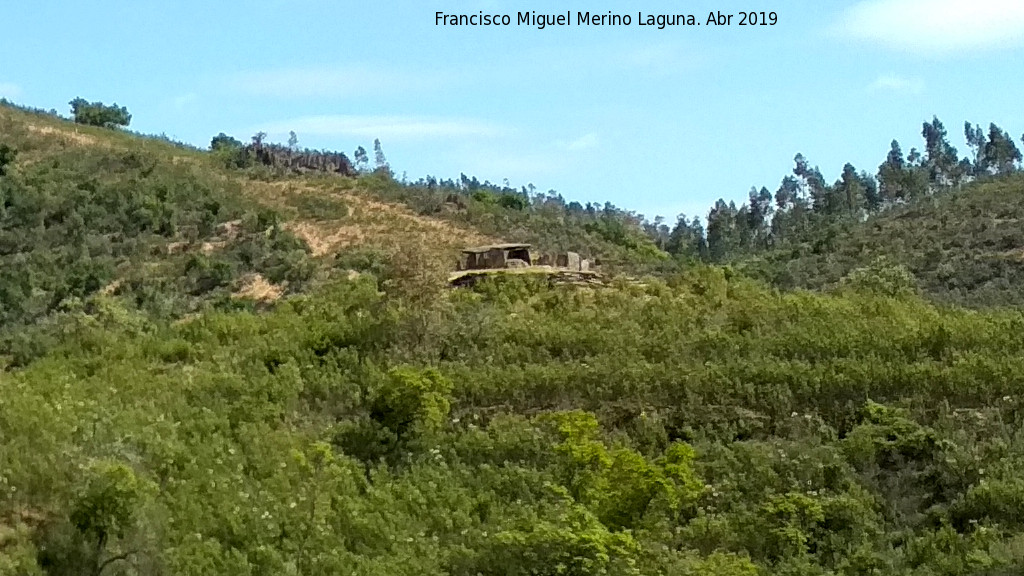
[{"xmin": 245, "ymin": 180, "xmax": 496, "ymax": 257}]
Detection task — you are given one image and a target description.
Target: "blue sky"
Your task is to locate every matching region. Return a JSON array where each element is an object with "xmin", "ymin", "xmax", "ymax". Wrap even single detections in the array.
[{"xmin": 2, "ymin": 0, "xmax": 1022, "ymax": 222}]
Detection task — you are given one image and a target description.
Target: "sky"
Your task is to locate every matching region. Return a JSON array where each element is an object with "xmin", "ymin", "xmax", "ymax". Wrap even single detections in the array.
[{"xmin": 1, "ymin": 0, "xmax": 1023, "ymax": 222}]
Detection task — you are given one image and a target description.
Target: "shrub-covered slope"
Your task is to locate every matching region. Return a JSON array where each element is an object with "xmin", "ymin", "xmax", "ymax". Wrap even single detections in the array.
[
  {"xmin": 0, "ymin": 104, "xmax": 321, "ymax": 362},
  {"xmin": 8, "ymin": 100, "xmax": 1024, "ymax": 575},
  {"xmin": 0, "ymin": 103, "xmax": 494, "ymax": 365},
  {"xmin": 5, "ymin": 270, "xmax": 1024, "ymax": 574},
  {"xmin": 739, "ymin": 174, "xmax": 1024, "ymax": 308}
]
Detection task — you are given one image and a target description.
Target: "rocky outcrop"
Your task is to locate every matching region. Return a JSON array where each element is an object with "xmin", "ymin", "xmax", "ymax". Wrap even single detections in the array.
[{"xmin": 248, "ymin": 140, "xmax": 356, "ymax": 176}]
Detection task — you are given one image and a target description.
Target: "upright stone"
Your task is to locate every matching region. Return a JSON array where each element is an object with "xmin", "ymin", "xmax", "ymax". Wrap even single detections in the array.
[
  {"xmin": 486, "ymin": 248, "xmax": 507, "ymax": 268},
  {"xmin": 565, "ymin": 251, "xmax": 581, "ymax": 271}
]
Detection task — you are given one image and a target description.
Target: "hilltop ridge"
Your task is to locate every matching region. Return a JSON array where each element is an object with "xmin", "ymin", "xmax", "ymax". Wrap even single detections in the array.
[{"xmin": 6, "ymin": 101, "xmax": 1024, "ymax": 315}]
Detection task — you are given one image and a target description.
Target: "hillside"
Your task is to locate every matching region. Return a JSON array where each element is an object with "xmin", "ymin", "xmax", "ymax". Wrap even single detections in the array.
[
  {"xmin": 0, "ymin": 103, "xmax": 499, "ymax": 365},
  {"xmin": 8, "ymin": 102, "xmax": 1024, "ymax": 575},
  {"xmin": 738, "ymin": 174, "xmax": 1024, "ymax": 307}
]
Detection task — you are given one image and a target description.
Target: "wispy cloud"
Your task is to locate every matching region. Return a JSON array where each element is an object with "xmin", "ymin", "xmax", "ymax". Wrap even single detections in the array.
[
  {"xmin": 867, "ymin": 74, "xmax": 925, "ymax": 95},
  {"xmin": 254, "ymin": 115, "xmax": 508, "ymax": 142},
  {"xmin": 462, "ymin": 150, "xmax": 562, "ymax": 179},
  {"xmin": 835, "ymin": 0, "xmax": 1024, "ymax": 53},
  {"xmin": 0, "ymin": 82, "xmax": 22, "ymax": 100},
  {"xmin": 173, "ymin": 92, "xmax": 198, "ymax": 109},
  {"xmin": 556, "ymin": 133, "xmax": 600, "ymax": 151},
  {"xmin": 229, "ymin": 65, "xmax": 441, "ymax": 98}
]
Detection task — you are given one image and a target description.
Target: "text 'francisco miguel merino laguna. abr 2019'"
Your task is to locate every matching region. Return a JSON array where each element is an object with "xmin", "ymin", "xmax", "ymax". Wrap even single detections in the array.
[{"xmin": 435, "ymin": 11, "xmax": 778, "ymax": 29}]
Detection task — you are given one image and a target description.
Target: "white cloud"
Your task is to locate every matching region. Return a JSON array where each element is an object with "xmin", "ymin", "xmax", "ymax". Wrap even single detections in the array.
[
  {"xmin": 254, "ymin": 115, "xmax": 507, "ymax": 142},
  {"xmin": 0, "ymin": 82, "xmax": 22, "ymax": 100},
  {"xmin": 556, "ymin": 133, "xmax": 600, "ymax": 151},
  {"xmin": 230, "ymin": 66, "xmax": 440, "ymax": 98},
  {"xmin": 867, "ymin": 74, "xmax": 925, "ymax": 94},
  {"xmin": 836, "ymin": 0, "xmax": 1024, "ymax": 53}
]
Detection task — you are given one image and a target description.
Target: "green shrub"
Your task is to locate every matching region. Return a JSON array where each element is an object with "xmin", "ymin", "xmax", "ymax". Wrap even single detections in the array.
[{"xmin": 69, "ymin": 98, "xmax": 131, "ymax": 128}]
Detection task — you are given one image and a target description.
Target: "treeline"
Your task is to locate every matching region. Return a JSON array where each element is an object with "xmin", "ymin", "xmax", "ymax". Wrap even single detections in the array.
[
  {"xmin": 362, "ymin": 116, "xmax": 1023, "ymax": 278},
  {"xmin": 663, "ymin": 118, "xmax": 1023, "ymax": 263}
]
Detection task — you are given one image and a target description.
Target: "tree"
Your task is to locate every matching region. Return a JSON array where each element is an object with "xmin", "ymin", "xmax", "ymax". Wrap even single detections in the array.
[
  {"xmin": 498, "ymin": 192, "xmax": 529, "ymax": 210},
  {"xmin": 210, "ymin": 133, "xmax": 243, "ymax": 151},
  {"xmin": 353, "ymin": 146, "xmax": 369, "ymax": 172},
  {"xmin": 793, "ymin": 154, "xmax": 834, "ymax": 216},
  {"xmin": 877, "ymin": 140, "xmax": 907, "ymax": 204},
  {"xmin": 373, "ymin": 138, "xmax": 389, "ymax": 171},
  {"xmin": 210, "ymin": 133, "xmax": 250, "ymax": 169},
  {"xmin": 68, "ymin": 98, "xmax": 131, "ymax": 128},
  {"xmin": 67, "ymin": 462, "xmax": 153, "ymax": 576},
  {"xmin": 774, "ymin": 175, "xmax": 801, "ymax": 211},
  {"xmin": 907, "ymin": 147, "xmax": 921, "ymax": 165},
  {"xmin": 921, "ymin": 116, "xmax": 961, "ymax": 188},
  {"xmin": 861, "ymin": 169, "xmax": 881, "ymax": 212},
  {"xmin": 772, "ymin": 175, "xmax": 808, "ymax": 245},
  {"xmin": 706, "ymin": 199, "xmax": 739, "ymax": 262},
  {"xmin": 982, "ymin": 123, "xmax": 1021, "ymax": 175},
  {"xmin": 746, "ymin": 187, "xmax": 773, "ymax": 248},
  {"xmin": 965, "ymin": 122, "xmax": 986, "ymax": 175},
  {"xmin": 734, "ymin": 203, "xmax": 754, "ymax": 251},
  {"xmin": 288, "ymin": 131, "xmax": 299, "ymax": 150},
  {"xmin": 667, "ymin": 215, "xmax": 706, "ymax": 260},
  {"xmin": 835, "ymin": 164, "xmax": 864, "ymax": 216}
]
